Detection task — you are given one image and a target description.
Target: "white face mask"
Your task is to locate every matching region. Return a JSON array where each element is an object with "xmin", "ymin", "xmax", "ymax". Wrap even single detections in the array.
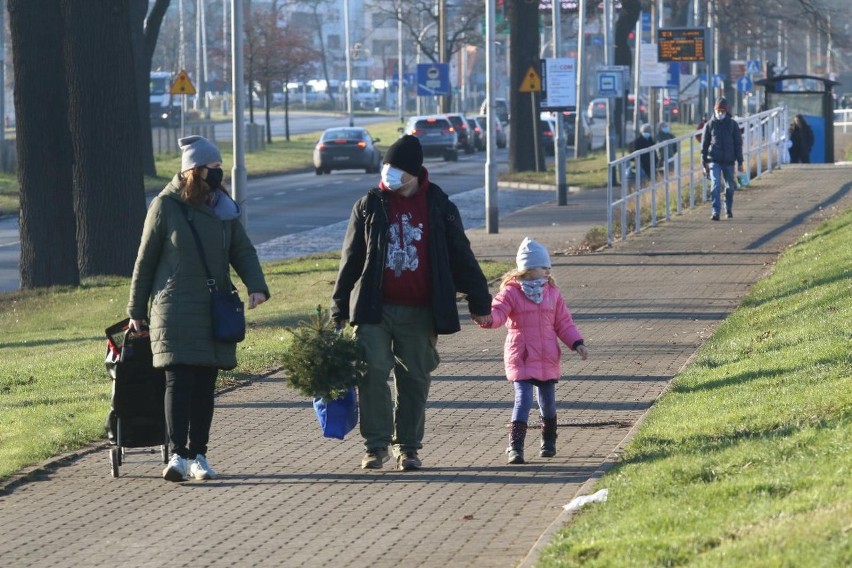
[
  {"xmin": 715, "ymin": 111, "xmax": 725, "ymax": 119},
  {"xmin": 381, "ymin": 164, "xmax": 406, "ymax": 191}
]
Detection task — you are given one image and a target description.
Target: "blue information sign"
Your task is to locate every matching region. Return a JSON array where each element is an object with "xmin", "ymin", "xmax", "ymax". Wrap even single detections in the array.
[
  {"xmin": 417, "ymin": 63, "xmax": 451, "ymax": 96},
  {"xmin": 737, "ymin": 76, "xmax": 753, "ymax": 92}
]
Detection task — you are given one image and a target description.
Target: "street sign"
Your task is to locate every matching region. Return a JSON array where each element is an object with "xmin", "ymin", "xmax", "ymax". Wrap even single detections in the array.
[
  {"xmin": 737, "ymin": 76, "xmax": 753, "ymax": 92},
  {"xmin": 540, "ymin": 58, "xmax": 576, "ymax": 109},
  {"xmin": 667, "ymin": 63, "xmax": 680, "ymax": 90},
  {"xmin": 596, "ymin": 65, "xmax": 626, "ymax": 98},
  {"xmin": 416, "ymin": 63, "xmax": 450, "ymax": 96},
  {"xmin": 639, "ymin": 43, "xmax": 668, "ymax": 88},
  {"xmin": 519, "ymin": 66, "xmax": 541, "ymax": 93},
  {"xmin": 657, "ymin": 28, "xmax": 707, "ymax": 63},
  {"xmin": 713, "ymin": 73, "xmax": 725, "ymax": 88},
  {"xmin": 746, "ymin": 59, "xmax": 761, "ymax": 75},
  {"xmin": 170, "ymin": 69, "xmax": 196, "ymax": 95}
]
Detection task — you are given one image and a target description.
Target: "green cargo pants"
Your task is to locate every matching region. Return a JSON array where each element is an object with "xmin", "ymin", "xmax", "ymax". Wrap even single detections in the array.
[{"xmin": 354, "ymin": 304, "xmax": 439, "ymax": 454}]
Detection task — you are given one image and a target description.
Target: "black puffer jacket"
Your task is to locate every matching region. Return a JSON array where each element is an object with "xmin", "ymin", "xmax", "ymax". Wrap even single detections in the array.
[
  {"xmin": 701, "ymin": 114, "xmax": 744, "ymax": 166},
  {"xmin": 331, "ymin": 179, "xmax": 491, "ymax": 335}
]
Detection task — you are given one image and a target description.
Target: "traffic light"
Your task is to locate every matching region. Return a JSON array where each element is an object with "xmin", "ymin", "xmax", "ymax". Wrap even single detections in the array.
[{"xmin": 766, "ymin": 62, "xmax": 776, "ymax": 79}]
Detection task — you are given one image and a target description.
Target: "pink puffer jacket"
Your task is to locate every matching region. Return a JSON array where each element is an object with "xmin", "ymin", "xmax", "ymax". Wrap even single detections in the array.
[{"xmin": 486, "ymin": 280, "xmax": 584, "ymax": 381}]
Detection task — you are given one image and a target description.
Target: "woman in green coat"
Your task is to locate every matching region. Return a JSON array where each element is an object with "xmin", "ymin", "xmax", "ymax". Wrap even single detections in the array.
[{"xmin": 127, "ymin": 135, "xmax": 270, "ymax": 482}]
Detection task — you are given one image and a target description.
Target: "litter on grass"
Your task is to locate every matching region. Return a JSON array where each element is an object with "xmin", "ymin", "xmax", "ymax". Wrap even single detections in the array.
[{"xmin": 563, "ymin": 488, "xmax": 608, "ymax": 511}]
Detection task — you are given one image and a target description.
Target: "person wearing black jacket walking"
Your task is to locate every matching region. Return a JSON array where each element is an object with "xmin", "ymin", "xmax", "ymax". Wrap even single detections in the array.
[
  {"xmin": 701, "ymin": 97, "xmax": 744, "ymax": 220},
  {"xmin": 332, "ymin": 135, "xmax": 493, "ymax": 471},
  {"xmin": 789, "ymin": 114, "xmax": 814, "ymax": 163}
]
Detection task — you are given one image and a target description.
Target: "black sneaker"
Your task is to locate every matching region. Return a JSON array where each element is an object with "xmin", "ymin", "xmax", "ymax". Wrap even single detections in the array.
[
  {"xmin": 361, "ymin": 447, "xmax": 389, "ymax": 469},
  {"xmin": 726, "ymin": 211, "xmax": 733, "ymax": 219},
  {"xmin": 710, "ymin": 214, "xmax": 720, "ymax": 221},
  {"xmin": 397, "ymin": 452, "xmax": 421, "ymax": 471}
]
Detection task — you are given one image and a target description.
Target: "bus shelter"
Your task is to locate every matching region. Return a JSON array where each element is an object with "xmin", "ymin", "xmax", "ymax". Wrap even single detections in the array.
[{"xmin": 756, "ymin": 74, "xmax": 840, "ymax": 163}]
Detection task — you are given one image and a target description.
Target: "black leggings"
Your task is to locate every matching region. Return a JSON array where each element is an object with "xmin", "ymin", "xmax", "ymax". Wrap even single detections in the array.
[{"xmin": 164, "ymin": 364, "xmax": 218, "ymax": 459}]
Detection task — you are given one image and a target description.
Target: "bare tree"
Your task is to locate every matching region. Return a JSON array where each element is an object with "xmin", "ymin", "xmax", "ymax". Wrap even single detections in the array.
[
  {"xmin": 9, "ymin": 0, "xmax": 78, "ymax": 288},
  {"xmin": 289, "ymin": 0, "xmax": 338, "ymax": 107}
]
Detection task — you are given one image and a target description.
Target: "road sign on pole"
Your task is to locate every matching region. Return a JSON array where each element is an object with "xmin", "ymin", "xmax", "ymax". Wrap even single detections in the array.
[
  {"xmin": 519, "ymin": 66, "xmax": 541, "ymax": 93},
  {"xmin": 737, "ymin": 76, "xmax": 753, "ymax": 92},
  {"xmin": 170, "ymin": 69, "xmax": 196, "ymax": 95},
  {"xmin": 596, "ymin": 66, "xmax": 626, "ymax": 98},
  {"xmin": 416, "ymin": 63, "xmax": 450, "ymax": 96}
]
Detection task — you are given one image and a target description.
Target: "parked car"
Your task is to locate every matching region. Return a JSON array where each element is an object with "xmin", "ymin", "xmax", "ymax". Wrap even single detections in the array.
[
  {"xmin": 662, "ymin": 97, "xmax": 680, "ymax": 122},
  {"xmin": 561, "ymin": 111, "xmax": 594, "ymax": 152},
  {"xmin": 401, "ymin": 115, "xmax": 459, "ymax": 161},
  {"xmin": 587, "ymin": 97, "xmax": 608, "ymax": 121},
  {"xmin": 444, "ymin": 113, "xmax": 475, "ymax": 154},
  {"xmin": 477, "ymin": 115, "xmax": 507, "ymax": 149},
  {"xmin": 312, "ymin": 127, "xmax": 382, "ymax": 175},
  {"xmin": 479, "ymin": 97, "xmax": 509, "ymax": 125},
  {"xmin": 466, "ymin": 117, "xmax": 485, "ymax": 151},
  {"xmin": 539, "ymin": 118, "xmax": 558, "ymax": 156}
]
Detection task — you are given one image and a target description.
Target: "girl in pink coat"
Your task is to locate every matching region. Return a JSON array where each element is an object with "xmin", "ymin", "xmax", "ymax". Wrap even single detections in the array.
[{"xmin": 481, "ymin": 237, "xmax": 589, "ymax": 464}]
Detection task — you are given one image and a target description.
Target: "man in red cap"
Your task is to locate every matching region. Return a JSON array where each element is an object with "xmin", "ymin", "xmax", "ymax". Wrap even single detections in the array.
[{"xmin": 701, "ymin": 97, "xmax": 744, "ymax": 220}]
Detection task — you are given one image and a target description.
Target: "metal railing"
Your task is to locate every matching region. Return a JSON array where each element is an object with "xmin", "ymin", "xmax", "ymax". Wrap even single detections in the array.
[
  {"xmin": 606, "ymin": 106, "xmax": 788, "ymax": 246},
  {"xmin": 834, "ymin": 108, "xmax": 852, "ymax": 133}
]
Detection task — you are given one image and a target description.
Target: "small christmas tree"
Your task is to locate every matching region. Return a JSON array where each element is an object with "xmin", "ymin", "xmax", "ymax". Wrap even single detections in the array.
[{"xmin": 281, "ymin": 306, "xmax": 366, "ymax": 401}]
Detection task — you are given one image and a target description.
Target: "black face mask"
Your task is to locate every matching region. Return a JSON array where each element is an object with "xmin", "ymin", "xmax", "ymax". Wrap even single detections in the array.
[{"xmin": 205, "ymin": 167, "xmax": 224, "ymax": 189}]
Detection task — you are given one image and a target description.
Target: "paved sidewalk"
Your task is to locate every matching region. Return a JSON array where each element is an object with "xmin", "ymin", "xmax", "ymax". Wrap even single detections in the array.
[{"xmin": 0, "ymin": 164, "xmax": 849, "ymax": 567}]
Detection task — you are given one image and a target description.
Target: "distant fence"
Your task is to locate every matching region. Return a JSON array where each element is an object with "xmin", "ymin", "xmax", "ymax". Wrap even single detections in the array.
[
  {"xmin": 152, "ymin": 122, "xmax": 265, "ymax": 156},
  {"xmin": 606, "ymin": 106, "xmax": 789, "ymax": 246},
  {"xmin": 0, "ymin": 122, "xmax": 266, "ymax": 173}
]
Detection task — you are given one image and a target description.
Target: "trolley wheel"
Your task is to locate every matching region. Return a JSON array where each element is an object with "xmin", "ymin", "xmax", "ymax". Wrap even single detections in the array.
[
  {"xmin": 110, "ymin": 448, "xmax": 120, "ymax": 478},
  {"xmin": 161, "ymin": 444, "xmax": 169, "ymax": 464}
]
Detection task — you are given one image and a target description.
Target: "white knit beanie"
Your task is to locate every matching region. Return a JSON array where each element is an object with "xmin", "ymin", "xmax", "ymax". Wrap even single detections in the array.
[{"xmin": 516, "ymin": 237, "xmax": 551, "ymax": 270}]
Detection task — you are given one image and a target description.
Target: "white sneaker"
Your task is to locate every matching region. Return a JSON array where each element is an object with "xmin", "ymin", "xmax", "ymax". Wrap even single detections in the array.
[
  {"xmin": 189, "ymin": 454, "xmax": 217, "ymax": 480},
  {"xmin": 163, "ymin": 454, "xmax": 188, "ymax": 482}
]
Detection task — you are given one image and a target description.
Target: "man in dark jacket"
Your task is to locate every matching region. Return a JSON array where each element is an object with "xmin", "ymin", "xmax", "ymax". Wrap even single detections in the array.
[
  {"xmin": 701, "ymin": 97, "xmax": 744, "ymax": 220},
  {"xmin": 332, "ymin": 135, "xmax": 492, "ymax": 471}
]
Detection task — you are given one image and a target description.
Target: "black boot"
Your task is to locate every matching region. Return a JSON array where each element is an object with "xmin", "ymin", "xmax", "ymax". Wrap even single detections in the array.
[
  {"xmin": 506, "ymin": 420, "xmax": 527, "ymax": 464},
  {"xmin": 540, "ymin": 417, "xmax": 558, "ymax": 457}
]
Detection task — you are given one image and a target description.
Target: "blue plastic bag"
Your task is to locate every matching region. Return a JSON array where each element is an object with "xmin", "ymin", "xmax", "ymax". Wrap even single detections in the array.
[{"xmin": 312, "ymin": 387, "xmax": 358, "ymax": 440}]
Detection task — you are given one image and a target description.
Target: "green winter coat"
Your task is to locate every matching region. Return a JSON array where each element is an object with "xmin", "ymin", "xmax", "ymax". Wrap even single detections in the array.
[{"xmin": 127, "ymin": 177, "xmax": 270, "ymax": 370}]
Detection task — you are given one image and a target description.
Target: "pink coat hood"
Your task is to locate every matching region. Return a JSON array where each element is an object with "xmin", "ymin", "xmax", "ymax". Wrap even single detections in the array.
[{"xmin": 486, "ymin": 280, "xmax": 584, "ymax": 381}]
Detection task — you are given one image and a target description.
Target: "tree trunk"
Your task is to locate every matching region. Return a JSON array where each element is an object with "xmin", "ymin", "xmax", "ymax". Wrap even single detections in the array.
[
  {"xmin": 129, "ymin": 0, "xmax": 156, "ymax": 177},
  {"xmin": 61, "ymin": 0, "xmax": 146, "ymax": 277},
  {"xmin": 508, "ymin": 0, "xmax": 541, "ymax": 173},
  {"xmin": 265, "ymin": 81, "xmax": 273, "ymax": 143},
  {"xmin": 614, "ymin": 0, "xmax": 641, "ymax": 148},
  {"xmin": 9, "ymin": 0, "xmax": 79, "ymax": 288}
]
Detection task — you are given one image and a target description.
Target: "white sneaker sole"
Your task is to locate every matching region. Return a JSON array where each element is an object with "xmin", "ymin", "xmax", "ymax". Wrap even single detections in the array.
[{"xmin": 163, "ymin": 466, "xmax": 187, "ymax": 482}]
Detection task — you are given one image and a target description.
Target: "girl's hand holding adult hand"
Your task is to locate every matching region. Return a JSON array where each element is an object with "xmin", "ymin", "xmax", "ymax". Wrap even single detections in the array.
[
  {"xmin": 248, "ymin": 293, "xmax": 267, "ymax": 309},
  {"xmin": 472, "ymin": 313, "xmax": 492, "ymax": 327}
]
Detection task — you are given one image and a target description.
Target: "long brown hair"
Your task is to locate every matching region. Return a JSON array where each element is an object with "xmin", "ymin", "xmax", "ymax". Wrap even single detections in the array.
[{"xmin": 179, "ymin": 167, "xmax": 210, "ymax": 205}]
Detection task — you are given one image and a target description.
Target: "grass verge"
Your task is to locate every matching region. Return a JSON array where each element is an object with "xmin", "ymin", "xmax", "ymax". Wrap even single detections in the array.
[
  {"xmin": 538, "ymin": 208, "xmax": 852, "ymax": 567},
  {"xmin": 0, "ymin": 254, "xmax": 510, "ymax": 481}
]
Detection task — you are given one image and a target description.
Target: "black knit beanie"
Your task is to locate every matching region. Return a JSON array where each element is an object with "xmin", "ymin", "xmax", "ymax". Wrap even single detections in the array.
[{"xmin": 383, "ymin": 134, "xmax": 423, "ymax": 176}]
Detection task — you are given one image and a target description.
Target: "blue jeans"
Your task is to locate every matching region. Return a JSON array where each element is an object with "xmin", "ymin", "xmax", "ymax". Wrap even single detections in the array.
[
  {"xmin": 710, "ymin": 162, "xmax": 736, "ymax": 216},
  {"xmin": 511, "ymin": 380, "xmax": 557, "ymax": 422}
]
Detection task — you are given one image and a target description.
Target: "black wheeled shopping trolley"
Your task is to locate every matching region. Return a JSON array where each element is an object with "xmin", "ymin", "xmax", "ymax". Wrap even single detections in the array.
[{"xmin": 104, "ymin": 319, "xmax": 168, "ymax": 477}]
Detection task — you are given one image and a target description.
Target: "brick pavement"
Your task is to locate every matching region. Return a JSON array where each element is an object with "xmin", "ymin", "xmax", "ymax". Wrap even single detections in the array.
[{"xmin": 0, "ymin": 164, "xmax": 849, "ymax": 568}]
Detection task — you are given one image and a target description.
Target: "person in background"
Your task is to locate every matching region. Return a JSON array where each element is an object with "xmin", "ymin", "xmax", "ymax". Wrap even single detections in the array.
[
  {"xmin": 656, "ymin": 121, "xmax": 677, "ymax": 168},
  {"xmin": 478, "ymin": 237, "xmax": 588, "ymax": 465},
  {"xmin": 631, "ymin": 123, "xmax": 656, "ymax": 180},
  {"xmin": 701, "ymin": 97, "xmax": 744, "ymax": 221},
  {"xmin": 695, "ymin": 113, "xmax": 708, "ymax": 142},
  {"xmin": 128, "ymin": 135, "xmax": 270, "ymax": 482},
  {"xmin": 332, "ymin": 134, "xmax": 492, "ymax": 472},
  {"xmin": 788, "ymin": 114, "xmax": 815, "ymax": 164}
]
